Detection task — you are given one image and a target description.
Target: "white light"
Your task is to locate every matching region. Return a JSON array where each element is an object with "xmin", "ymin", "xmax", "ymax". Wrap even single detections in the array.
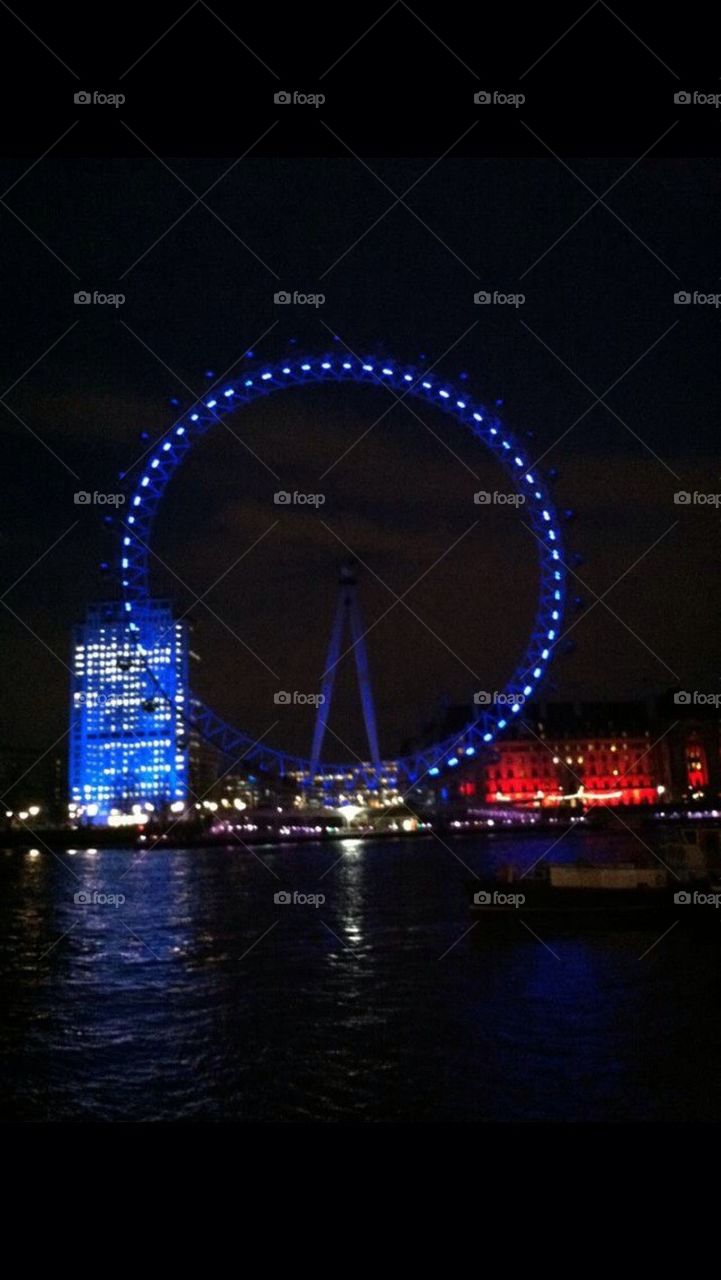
[{"xmin": 337, "ymin": 804, "xmax": 363, "ymax": 823}]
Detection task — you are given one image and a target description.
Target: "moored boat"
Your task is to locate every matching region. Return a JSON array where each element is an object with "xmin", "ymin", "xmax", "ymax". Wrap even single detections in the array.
[{"xmin": 467, "ymin": 841, "xmax": 721, "ymax": 926}]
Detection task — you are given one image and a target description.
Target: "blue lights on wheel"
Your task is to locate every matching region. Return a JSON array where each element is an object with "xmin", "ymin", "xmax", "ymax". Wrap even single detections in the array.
[{"xmin": 120, "ymin": 354, "xmax": 566, "ymax": 784}]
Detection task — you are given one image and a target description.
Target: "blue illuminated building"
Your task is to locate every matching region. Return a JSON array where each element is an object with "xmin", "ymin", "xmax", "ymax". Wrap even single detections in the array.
[{"xmin": 69, "ymin": 600, "xmax": 189, "ymax": 825}]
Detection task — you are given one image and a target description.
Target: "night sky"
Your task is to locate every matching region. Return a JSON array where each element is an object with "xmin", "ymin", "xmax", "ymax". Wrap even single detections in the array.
[{"xmin": 0, "ymin": 4, "xmax": 718, "ymax": 763}]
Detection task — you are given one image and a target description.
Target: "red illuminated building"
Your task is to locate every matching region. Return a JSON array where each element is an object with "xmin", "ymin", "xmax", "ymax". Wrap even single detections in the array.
[
  {"xmin": 482, "ymin": 734, "xmax": 661, "ymax": 807},
  {"xmin": 436, "ymin": 697, "xmax": 721, "ymax": 809}
]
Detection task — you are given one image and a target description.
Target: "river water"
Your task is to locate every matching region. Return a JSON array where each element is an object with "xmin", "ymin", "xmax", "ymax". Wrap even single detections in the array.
[{"xmin": 2, "ymin": 832, "xmax": 720, "ymax": 1121}]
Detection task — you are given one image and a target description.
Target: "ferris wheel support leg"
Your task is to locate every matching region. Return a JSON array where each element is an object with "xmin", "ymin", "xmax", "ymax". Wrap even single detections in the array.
[
  {"xmin": 349, "ymin": 592, "xmax": 382, "ymax": 772},
  {"xmin": 309, "ymin": 592, "xmax": 346, "ymax": 781}
]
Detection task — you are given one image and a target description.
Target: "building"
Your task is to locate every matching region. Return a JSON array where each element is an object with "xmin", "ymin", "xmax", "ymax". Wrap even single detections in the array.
[
  {"xmin": 69, "ymin": 600, "xmax": 189, "ymax": 825},
  {"xmin": 482, "ymin": 700, "xmax": 666, "ymax": 808},
  {"xmin": 480, "ymin": 734, "xmax": 663, "ymax": 807},
  {"xmin": 446, "ymin": 698, "xmax": 721, "ymax": 809}
]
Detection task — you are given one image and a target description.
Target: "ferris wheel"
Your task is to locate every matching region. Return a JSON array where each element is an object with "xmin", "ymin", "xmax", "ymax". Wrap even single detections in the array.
[{"xmin": 119, "ymin": 352, "xmax": 566, "ymax": 787}]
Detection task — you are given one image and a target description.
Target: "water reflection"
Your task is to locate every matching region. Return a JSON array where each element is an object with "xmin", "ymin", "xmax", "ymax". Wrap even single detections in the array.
[{"xmin": 0, "ymin": 833, "xmax": 720, "ymax": 1121}]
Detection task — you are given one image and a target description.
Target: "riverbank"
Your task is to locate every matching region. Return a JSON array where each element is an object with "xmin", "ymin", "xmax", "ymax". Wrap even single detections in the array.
[{"xmin": 3, "ymin": 808, "xmax": 716, "ymax": 852}]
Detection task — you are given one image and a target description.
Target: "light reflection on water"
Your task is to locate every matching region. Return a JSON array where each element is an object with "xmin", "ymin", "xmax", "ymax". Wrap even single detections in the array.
[{"xmin": 1, "ymin": 832, "xmax": 720, "ymax": 1121}]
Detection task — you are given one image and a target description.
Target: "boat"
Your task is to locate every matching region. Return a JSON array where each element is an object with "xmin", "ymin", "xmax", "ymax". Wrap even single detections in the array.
[
  {"xmin": 657, "ymin": 824, "xmax": 721, "ymax": 866},
  {"xmin": 467, "ymin": 839, "xmax": 721, "ymax": 925}
]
